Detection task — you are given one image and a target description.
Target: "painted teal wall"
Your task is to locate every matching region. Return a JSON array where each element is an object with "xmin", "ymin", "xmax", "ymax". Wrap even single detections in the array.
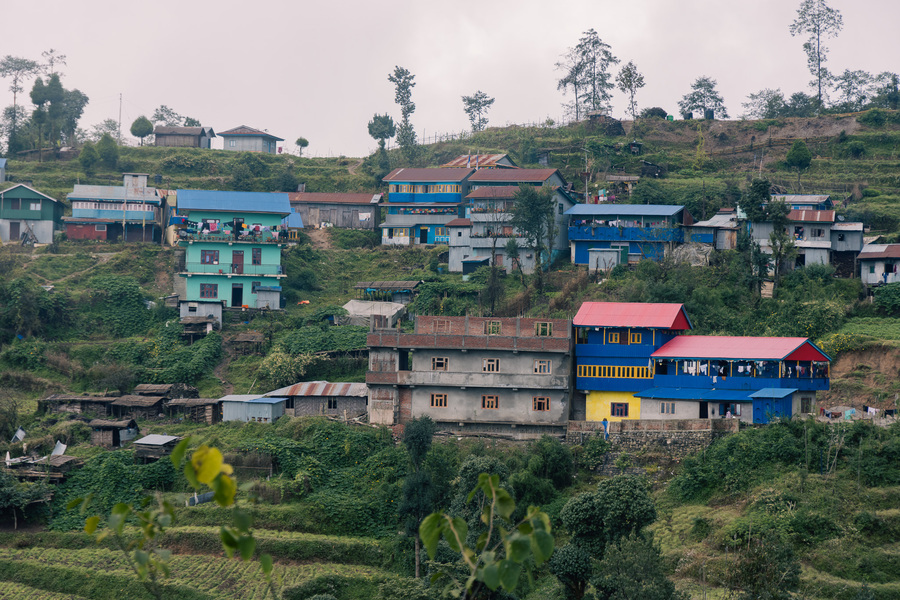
[
  {"xmin": 180, "ymin": 209, "xmax": 284, "ymax": 227},
  {"xmin": 184, "ymin": 241, "xmax": 282, "ymax": 275},
  {"xmin": 184, "ymin": 274, "xmax": 269, "ymax": 308}
]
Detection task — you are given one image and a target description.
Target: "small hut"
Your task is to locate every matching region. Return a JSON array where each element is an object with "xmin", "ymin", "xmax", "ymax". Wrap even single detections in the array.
[
  {"xmin": 39, "ymin": 394, "xmax": 114, "ymax": 416},
  {"xmin": 233, "ymin": 331, "xmax": 265, "ymax": 355},
  {"xmin": 133, "ymin": 383, "xmax": 199, "ymax": 398},
  {"xmin": 89, "ymin": 419, "xmax": 139, "ymax": 448},
  {"xmin": 166, "ymin": 398, "xmax": 223, "ymax": 424},
  {"xmin": 133, "ymin": 434, "xmax": 181, "ymax": 462},
  {"xmin": 267, "ymin": 381, "xmax": 368, "ymax": 417},
  {"xmin": 221, "ymin": 395, "xmax": 285, "ymax": 423},
  {"xmin": 110, "ymin": 395, "xmax": 166, "ymax": 419}
]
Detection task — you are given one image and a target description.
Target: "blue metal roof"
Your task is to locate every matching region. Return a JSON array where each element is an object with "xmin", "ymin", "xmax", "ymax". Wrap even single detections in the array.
[
  {"xmin": 750, "ymin": 388, "xmax": 798, "ymax": 399},
  {"xmin": 177, "ymin": 190, "xmax": 291, "ymax": 215},
  {"xmin": 565, "ymin": 203, "xmax": 683, "ymax": 217},
  {"xmin": 247, "ymin": 397, "xmax": 286, "ymax": 404},
  {"xmin": 282, "ymin": 212, "xmax": 304, "ymax": 227},
  {"xmin": 702, "ymin": 390, "xmax": 754, "ymax": 402}
]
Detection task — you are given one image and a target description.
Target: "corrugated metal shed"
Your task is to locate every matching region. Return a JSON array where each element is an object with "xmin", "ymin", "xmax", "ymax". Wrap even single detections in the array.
[
  {"xmin": 468, "ymin": 168, "xmax": 560, "ymax": 183},
  {"xmin": 383, "ymin": 168, "xmax": 474, "ymax": 183},
  {"xmin": 858, "ymin": 244, "xmax": 900, "ymax": 260},
  {"xmin": 269, "ymin": 381, "xmax": 368, "ymax": 398},
  {"xmin": 652, "ymin": 336, "xmax": 830, "ymax": 361},
  {"xmin": 354, "ymin": 280, "xmax": 422, "ymax": 291},
  {"xmin": 565, "ymin": 204, "xmax": 684, "ymax": 217},
  {"xmin": 574, "ymin": 302, "xmax": 693, "ymax": 330},
  {"xmin": 289, "ymin": 192, "xmax": 382, "ymax": 205},
  {"xmin": 176, "ymin": 190, "xmax": 291, "ymax": 215}
]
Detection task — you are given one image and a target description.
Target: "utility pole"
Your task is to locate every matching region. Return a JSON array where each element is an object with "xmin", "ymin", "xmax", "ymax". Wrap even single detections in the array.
[{"xmin": 117, "ymin": 93, "xmax": 122, "ymax": 144}]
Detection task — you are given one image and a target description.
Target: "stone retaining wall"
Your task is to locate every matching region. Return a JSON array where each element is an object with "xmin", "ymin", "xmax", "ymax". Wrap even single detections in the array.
[{"xmin": 567, "ymin": 419, "xmax": 739, "ymax": 458}]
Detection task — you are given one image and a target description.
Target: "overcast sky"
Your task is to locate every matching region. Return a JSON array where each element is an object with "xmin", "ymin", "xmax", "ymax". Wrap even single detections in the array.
[{"xmin": 3, "ymin": 0, "xmax": 898, "ymax": 158}]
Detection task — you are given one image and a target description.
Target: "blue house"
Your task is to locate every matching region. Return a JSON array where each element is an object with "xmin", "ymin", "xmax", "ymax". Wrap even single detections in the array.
[
  {"xmin": 380, "ymin": 167, "xmax": 474, "ymax": 245},
  {"xmin": 573, "ymin": 302, "xmax": 693, "ymax": 422},
  {"xmin": 639, "ymin": 335, "xmax": 830, "ymax": 423},
  {"xmin": 566, "ymin": 204, "xmax": 691, "ymax": 266},
  {"xmin": 65, "ymin": 173, "xmax": 161, "ymax": 241}
]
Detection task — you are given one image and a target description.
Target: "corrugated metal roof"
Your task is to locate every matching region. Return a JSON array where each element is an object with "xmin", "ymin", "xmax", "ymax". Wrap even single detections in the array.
[
  {"xmin": 289, "ymin": 192, "xmax": 382, "ymax": 205},
  {"xmin": 247, "ymin": 397, "xmax": 286, "ymax": 404},
  {"xmin": 788, "ymin": 209, "xmax": 834, "ymax": 223},
  {"xmin": 831, "ymin": 222, "xmax": 863, "ymax": 231},
  {"xmin": 652, "ymin": 336, "xmax": 829, "ymax": 361},
  {"xmin": 858, "ymin": 244, "xmax": 900, "ymax": 260},
  {"xmin": 383, "ymin": 168, "xmax": 474, "ymax": 183},
  {"xmin": 466, "ymin": 187, "xmax": 518, "ymax": 199},
  {"xmin": 446, "ymin": 218, "xmax": 472, "ymax": 227},
  {"xmin": 176, "ymin": 190, "xmax": 291, "ymax": 215},
  {"xmin": 565, "ymin": 204, "xmax": 683, "ymax": 217},
  {"xmin": 282, "ymin": 212, "xmax": 304, "ymax": 228},
  {"xmin": 220, "ymin": 394, "xmax": 264, "ymax": 402},
  {"xmin": 0, "ymin": 183, "xmax": 61, "ymax": 203},
  {"xmin": 267, "ymin": 381, "xmax": 368, "ymax": 398},
  {"xmin": 772, "ymin": 194, "xmax": 831, "ymax": 204},
  {"xmin": 154, "ymin": 126, "xmax": 215, "ymax": 137},
  {"xmin": 441, "ymin": 154, "xmax": 518, "ymax": 168},
  {"xmin": 342, "ymin": 299, "xmax": 405, "ymax": 318},
  {"xmin": 468, "ymin": 168, "xmax": 560, "ymax": 183},
  {"xmin": 134, "ymin": 434, "xmax": 179, "ymax": 445},
  {"xmin": 692, "ymin": 213, "xmax": 738, "ymax": 228},
  {"xmin": 574, "ymin": 302, "xmax": 692, "ymax": 330},
  {"xmin": 89, "ymin": 419, "xmax": 137, "ymax": 428},
  {"xmin": 69, "ymin": 184, "xmax": 159, "ymax": 202},
  {"xmin": 635, "ymin": 388, "xmax": 756, "ymax": 401},
  {"xmin": 218, "ymin": 125, "xmax": 284, "ymax": 141},
  {"xmin": 111, "ymin": 395, "xmax": 165, "ymax": 407},
  {"xmin": 354, "ymin": 280, "xmax": 422, "ymax": 291},
  {"xmin": 750, "ymin": 388, "xmax": 798, "ymax": 399}
]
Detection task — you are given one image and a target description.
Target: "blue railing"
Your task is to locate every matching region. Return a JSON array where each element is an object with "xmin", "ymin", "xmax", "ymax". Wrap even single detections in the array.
[{"xmin": 567, "ymin": 225, "xmax": 684, "ymax": 243}]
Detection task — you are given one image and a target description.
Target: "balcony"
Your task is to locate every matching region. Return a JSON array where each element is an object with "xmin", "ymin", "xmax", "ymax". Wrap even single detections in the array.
[
  {"xmin": 182, "ymin": 262, "xmax": 284, "ymax": 276},
  {"xmin": 568, "ymin": 225, "xmax": 684, "ymax": 243},
  {"xmin": 381, "ymin": 214, "xmax": 457, "ymax": 227},
  {"xmin": 651, "ymin": 373, "xmax": 829, "ymax": 392},
  {"xmin": 366, "ymin": 370, "xmax": 568, "ymax": 390},
  {"xmin": 177, "ymin": 230, "xmax": 285, "ymax": 244},
  {"xmin": 72, "ymin": 208, "xmax": 159, "ymax": 221}
]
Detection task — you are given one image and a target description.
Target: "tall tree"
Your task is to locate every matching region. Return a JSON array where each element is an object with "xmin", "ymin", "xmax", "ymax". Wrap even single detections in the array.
[
  {"xmin": 151, "ymin": 105, "xmax": 183, "ymax": 127},
  {"xmin": 785, "ymin": 139, "xmax": 812, "ymax": 188},
  {"xmin": 678, "ymin": 76, "xmax": 729, "ymax": 119},
  {"xmin": 790, "ymin": 0, "xmax": 843, "ymax": 109},
  {"xmin": 832, "ymin": 69, "xmax": 874, "ymax": 111},
  {"xmin": 577, "ymin": 29, "xmax": 619, "ymax": 114},
  {"xmin": 510, "ymin": 184, "xmax": 556, "ymax": 293},
  {"xmin": 78, "ymin": 140, "xmax": 99, "ymax": 175},
  {"xmin": 400, "ymin": 416, "xmax": 436, "ymax": 578},
  {"xmin": 130, "ymin": 116, "xmax": 153, "ymax": 145},
  {"xmin": 41, "ymin": 49, "xmax": 67, "ymax": 76},
  {"xmin": 556, "ymin": 45, "xmax": 587, "ymax": 120},
  {"xmin": 96, "ymin": 132, "xmax": 118, "ymax": 168},
  {"xmin": 388, "ymin": 66, "xmax": 417, "ymax": 161},
  {"xmin": 742, "ymin": 88, "xmax": 787, "ymax": 119},
  {"xmin": 0, "ymin": 56, "xmax": 41, "ymax": 153},
  {"xmin": 294, "ymin": 137, "xmax": 309, "ymax": 157},
  {"xmin": 461, "ymin": 90, "xmax": 495, "ymax": 132},
  {"xmin": 616, "ymin": 60, "xmax": 645, "ymax": 123}
]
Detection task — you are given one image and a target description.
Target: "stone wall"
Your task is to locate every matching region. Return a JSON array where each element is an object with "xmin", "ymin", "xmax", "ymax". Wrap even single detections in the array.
[{"xmin": 567, "ymin": 418, "xmax": 739, "ymax": 458}]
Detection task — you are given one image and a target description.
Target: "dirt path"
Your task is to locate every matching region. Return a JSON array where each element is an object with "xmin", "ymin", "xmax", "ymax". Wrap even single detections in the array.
[
  {"xmin": 213, "ymin": 348, "xmax": 235, "ymax": 396},
  {"xmin": 20, "ymin": 251, "xmax": 118, "ymax": 284},
  {"xmin": 347, "ymin": 157, "xmax": 364, "ymax": 176},
  {"xmin": 306, "ymin": 228, "xmax": 334, "ymax": 250}
]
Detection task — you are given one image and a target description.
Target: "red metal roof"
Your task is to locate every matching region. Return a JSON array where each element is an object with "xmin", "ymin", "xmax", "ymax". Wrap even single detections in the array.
[
  {"xmin": 787, "ymin": 209, "xmax": 834, "ymax": 223},
  {"xmin": 858, "ymin": 244, "xmax": 900, "ymax": 260},
  {"xmin": 573, "ymin": 302, "xmax": 692, "ymax": 330},
  {"xmin": 466, "ymin": 187, "xmax": 518, "ymax": 199},
  {"xmin": 652, "ymin": 336, "xmax": 830, "ymax": 361},
  {"xmin": 446, "ymin": 218, "xmax": 472, "ymax": 227},
  {"xmin": 383, "ymin": 168, "xmax": 474, "ymax": 183},
  {"xmin": 289, "ymin": 192, "xmax": 382, "ymax": 205},
  {"xmin": 267, "ymin": 381, "xmax": 367, "ymax": 397},
  {"xmin": 468, "ymin": 168, "xmax": 560, "ymax": 183}
]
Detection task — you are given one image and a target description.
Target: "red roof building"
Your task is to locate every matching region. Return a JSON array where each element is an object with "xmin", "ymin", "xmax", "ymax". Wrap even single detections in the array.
[{"xmin": 573, "ymin": 302, "xmax": 692, "ymax": 330}]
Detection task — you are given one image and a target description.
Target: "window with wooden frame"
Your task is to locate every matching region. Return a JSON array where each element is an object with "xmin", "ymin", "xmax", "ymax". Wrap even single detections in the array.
[
  {"xmin": 535, "ymin": 322, "xmax": 552, "ymax": 336},
  {"xmin": 608, "ymin": 331, "xmax": 620, "ymax": 344},
  {"xmin": 327, "ymin": 398, "xmax": 338, "ymax": 410},
  {"xmin": 201, "ymin": 250, "xmax": 219, "ymax": 264},
  {"xmin": 252, "ymin": 247, "xmax": 262, "ymax": 265},
  {"xmin": 611, "ymin": 402, "xmax": 629, "ymax": 417},
  {"xmin": 630, "ymin": 332, "xmax": 642, "ymax": 344},
  {"xmin": 660, "ymin": 401, "xmax": 675, "ymax": 414},
  {"xmin": 200, "ymin": 284, "xmax": 218, "ymax": 299},
  {"xmin": 432, "ymin": 318, "xmax": 451, "ymax": 333},
  {"xmin": 532, "ymin": 397, "xmax": 550, "ymax": 411},
  {"xmin": 483, "ymin": 358, "xmax": 500, "ymax": 372},
  {"xmin": 9, "ymin": 199, "xmax": 20, "ymax": 210},
  {"xmin": 483, "ymin": 320, "xmax": 501, "ymax": 335},
  {"xmin": 481, "ymin": 395, "xmax": 499, "ymax": 409},
  {"xmin": 430, "ymin": 393, "xmax": 447, "ymax": 408},
  {"xmin": 534, "ymin": 359, "xmax": 551, "ymax": 374},
  {"xmin": 432, "ymin": 357, "xmax": 448, "ymax": 371}
]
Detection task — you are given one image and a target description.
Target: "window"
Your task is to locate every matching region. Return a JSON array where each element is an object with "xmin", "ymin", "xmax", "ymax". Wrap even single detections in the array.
[
  {"xmin": 252, "ymin": 248, "xmax": 262, "ymax": 265},
  {"xmin": 327, "ymin": 398, "xmax": 338, "ymax": 410},
  {"xmin": 608, "ymin": 332, "xmax": 620, "ymax": 344},
  {"xmin": 95, "ymin": 224, "xmax": 107, "ymax": 231},
  {"xmin": 483, "ymin": 358, "xmax": 500, "ymax": 372},
  {"xmin": 484, "ymin": 320, "xmax": 501, "ymax": 335},
  {"xmin": 482, "ymin": 395, "xmax": 499, "ymax": 409},
  {"xmin": 457, "ymin": 231, "xmax": 463, "ymax": 237},
  {"xmin": 201, "ymin": 250, "xmax": 219, "ymax": 264},
  {"xmin": 430, "ymin": 393, "xmax": 447, "ymax": 408},
  {"xmin": 630, "ymin": 332, "xmax": 642, "ymax": 344},
  {"xmin": 534, "ymin": 359, "xmax": 551, "ymax": 374},
  {"xmin": 838, "ymin": 233, "xmax": 845, "ymax": 241},
  {"xmin": 611, "ymin": 403, "xmax": 629, "ymax": 417},
  {"xmin": 535, "ymin": 322, "xmax": 552, "ymax": 336},
  {"xmin": 432, "ymin": 319, "xmax": 451, "ymax": 333},
  {"xmin": 432, "ymin": 357, "xmax": 448, "ymax": 371},
  {"xmin": 869, "ymin": 265, "xmax": 876, "ymax": 274},
  {"xmin": 575, "ymin": 328, "xmax": 588, "ymax": 344},
  {"xmin": 229, "ymin": 139, "xmax": 236, "ymax": 147},
  {"xmin": 801, "ymin": 397, "xmax": 813, "ymax": 413},
  {"xmin": 200, "ymin": 283, "xmax": 218, "ymax": 298},
  {"xmin": 533, "ymin": 397, "xmax": 550, "ymax": 411},
  {"xmin": 9, "ymin": 199, "xmax": 19, "ymax": 210},
  {"xmin": 252, "ymin": 281, "xmax": 261, "ymax": 291},
  {"xmin": 435, "ymin": 227, "xmax": 447, "ymax": 236},
  {"xmin": 660, "ymin": 401, "xmax": 675, "ymax": 414},
  {"xmin": 30, "ymin": 202, "xmax": 40, "ymax": 211}
]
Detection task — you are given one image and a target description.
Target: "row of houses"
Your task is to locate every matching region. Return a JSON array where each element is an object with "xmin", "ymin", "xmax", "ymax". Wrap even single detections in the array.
[
  {"xmin": 153, "ymin": 125, "xmax": 284, "ymax": 154},
  {"xmin": 366, "ymin": 301, "xmax": 831, "ymax": 438}
]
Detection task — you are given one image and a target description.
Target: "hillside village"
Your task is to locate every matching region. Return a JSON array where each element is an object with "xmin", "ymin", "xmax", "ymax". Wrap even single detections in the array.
[{"xmin": 2, "ymin": 110, "xmax": 900, "ymax": 599}]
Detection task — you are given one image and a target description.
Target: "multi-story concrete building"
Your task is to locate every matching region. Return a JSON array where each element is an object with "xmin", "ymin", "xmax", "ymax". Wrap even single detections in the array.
[
  {"xmin": 380, "ymin": 168, "xmax": 474, "ymax": 246},
  {"xmin": 367, "ymin": 315, "xmax": 573, "ymax": 439},
  {"xmin": 65, "ymin": 173, "xmax": 161, "ymax": 241}
]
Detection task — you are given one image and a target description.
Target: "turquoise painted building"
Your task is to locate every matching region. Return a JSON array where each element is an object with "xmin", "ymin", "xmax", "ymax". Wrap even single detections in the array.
[{"xmin": 175, "ymin": 190, "xmax": 291, "ymax": 309}]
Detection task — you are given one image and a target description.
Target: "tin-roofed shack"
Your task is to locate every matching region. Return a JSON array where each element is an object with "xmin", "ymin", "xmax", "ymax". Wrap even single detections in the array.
[
  {"xmin": 166, "ymin": 398, "xmax": 223, "ymax": 424},
  {"xmin": 133, "ymin": 434, "xmax": 181, "ymax": 462},
  {"xmin": 266, "ymin": 381, "xmax": 368, "ymax": 417},
  {"xmin": 6, "ymin": 455, "xmax": 83, "ymax": 482},
  {"xmin": 221, "ymin": 395, "xmax": 285, "ymax": 423},
  {"xmin": 133, "ymin": 383, "xmax": 199, "ymax": 398},
  {"xmin": 39, "ymin": 394, "xmax": 115, "ymax": 416},
  {"xmin": 110, "ymin": 395, "xmax": 166, "ymax": 419},
  {"xmin": 89, "ymin": 419, "xmax": 139, "ymax": 448},
  {"xmin": 354, "ymin": 280, "xmax": 422, "ymax": 304}
]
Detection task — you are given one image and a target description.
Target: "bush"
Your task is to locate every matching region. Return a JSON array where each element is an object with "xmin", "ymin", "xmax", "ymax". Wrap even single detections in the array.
[{"xmin": 329, "ymin": 229, "xmax": 381, "ymax": 249}]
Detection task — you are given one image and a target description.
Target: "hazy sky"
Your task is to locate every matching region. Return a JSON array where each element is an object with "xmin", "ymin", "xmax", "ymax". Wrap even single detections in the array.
[{"xmin": 3, "ymin": 0, "xmax": 898, "ymax": 158}]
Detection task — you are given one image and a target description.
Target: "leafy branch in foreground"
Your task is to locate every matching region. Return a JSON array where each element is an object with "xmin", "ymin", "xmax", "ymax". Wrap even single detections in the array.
[
  {"xmin": 68, "ymin": 438, "xmax": 277, "ymax": 600},
  {"xmin": 420, "ymin": 472, "xmax": 554, "ymax": 599}
]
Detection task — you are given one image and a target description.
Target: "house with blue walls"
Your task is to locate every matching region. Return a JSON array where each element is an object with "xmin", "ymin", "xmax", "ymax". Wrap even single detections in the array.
[
  {"xmin": 573, "ymin": 302, "xmax": 693, "ymax": 422},
  {"xmin": 566, "ymin": 204, "xmax": 692, "ymax": 266},
  {"xmin": 380, "ymin": 167, "xmax": 474, "ymax": 245},
  {"xmin": 65, "ymin": 173, "xmax": 161, "ymax": 241},
  {"xmin": 175, "ymin": 190, "xmax": 291, "ymax": 309},
  {"xmin": 639, "ymin": 335, "xmax": 830, "ymax": 423}
]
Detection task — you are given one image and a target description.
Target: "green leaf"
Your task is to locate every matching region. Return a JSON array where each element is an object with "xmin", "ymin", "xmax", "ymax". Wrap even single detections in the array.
[
  {"xmin": 238, "ymin": 535, "xmax": 256, "ymax": 561},
  {"xmin": 259, "ymin": 553, "xmax": 273, "ymax": 575},
  {"xmin": 498, "ymin": 559, "xmax": 522, "ymax": 591},
  {"xmin": 506, "ymin": 533, "xmax": 531, "ymax": 563},
  {"xmin": 84, "ymin": 516, "xmax": 100, "ymax": 534},
  {"xmin": 170, "ymin": 437, "xmax": 190, "ymax": 469},
  {"xmin": 213, "ymin": 473, "xmax": 237, "ymax": 507},
  {"xmin": 531, "ymin": 529, "xmax": 554, "ymax": 565},
  {"xmin": 481, "ymin": 562, "xmax": 501, "ymax": 590},
  {"xmin": 134, "ymin": 550, "xmax": 150, "ymax": 566},
  {"xmin": 419, "ymin": 513, "xmax": 442, "ymax": 559},
  {"xmin": 445, "ymin": 516, "xmax": 468, "ymax": 553},
  {"xmin": 183, "ymin": 462, "xmax": 200, "ymax": 489},
  {"xmin": 220, "ymin": 527, "xmax": 238, "ymax": 557},
  {"xmin": 233, "ymin": 508, "xmax": 252, "ymax": 532},
  {"xmin": 66, "ymin": 497, "xmax": 85, "ymax": 511},
  {"xmin": 494, "ymin": 488, "xmax": 515, "ymax": 521}
]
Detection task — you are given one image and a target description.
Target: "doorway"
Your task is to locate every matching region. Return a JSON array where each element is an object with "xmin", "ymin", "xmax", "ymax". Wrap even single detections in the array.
[
  {"xmin": 699, "ymin": 402, "xmax": 708, "ymax": 419},
  {"xmin": 419, "ymin": 227, "xmax": 429, "ymax": 244},
  {"xmin": 232, "ymin": 250, "xmax": 244, "ymax": 274},
  {"xmin": 231, "ymin": 283, "xmax": 244, "ymax": 307},
  {"xmin": 9, "ymin": 222, "xmax": 20, "ymax": 241}
]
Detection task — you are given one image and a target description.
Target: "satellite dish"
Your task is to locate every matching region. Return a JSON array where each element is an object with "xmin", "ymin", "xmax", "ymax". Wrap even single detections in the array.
[{"xmin": 837, "ymin": 215, "xmax": 845, "ymax": 221}]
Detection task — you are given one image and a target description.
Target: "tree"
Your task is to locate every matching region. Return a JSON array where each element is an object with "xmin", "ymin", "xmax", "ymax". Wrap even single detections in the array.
[
  {"xmin": 556, "ymin": 45, "xmax": 587, "ymax": 120},
  {"xmin": 577, "ymin": 29, "xmax": 619, "ymax": 114},
  {"xmin": 0, "ymin": 468, "xmax": 49, "ymax": 530},
  {"xmin": 785, "ymin": 139, "xmax": 812, "ymax": 187},
  {"xmin": 784, "ymin": 91, "xmax": 818, "ymax": 117},
  {"xmin": 59, "ymin": 87, "xmax": 89, "ymax": 144},
  {"xmin": 89, "ymin": 118, "xmax": 119, "ymax": 141},
  {"xmin": 183, "ymin": 116, "xmax": 201, "ymax": 127},
  {"xmin": 41, "ymin": 49, "xmax": 67, "ymax": 75},
  {"xmin": 616, "ymin": 61, "xmax": 645, "ymax": 123},
  {"xmin": 548, "ymin": 543, "xmax": 593, "ymax": 600},
  {"xmin": 461, "ymin": 90, "xmax": 495, "ymax": 132},
  {"xmin": 295, "ymin": 137, "xmax": 309, "ymax": 156},
  {"xmin": 276, "ymin": 162, "xmax": 298, "ymax": 192},
  {"xmin": 0, "ymin": 56, "xmax": 41, "ymax": 153},
  {"xmin": 230, "ymin": 162, "xmax": 254, "ymax": 192},
  {"xmin": 832, "ymin": 69, "xmax": 874, "ymax": 111},
  {"xmin": 591, "ymin": 534, "xmax": 686, "ymax": 600},
  {"xmin": 640, "ymin": 107, "xmax": 668, "ymax": 119},
  {"xmin": 368, "ymin": 113, "xmax": 396, "ymax": 150},
  {"xmin": 510, "ymin": 184, "xmax": 555, "ymax": 292},
  {"xmin": 505, "ymin": 237, "xmax": 524, "ymax": 285},
  {"xmin": 768, "ymin": 198, "xmax": 797, "ymax": 288},
  {"xmin": 151, "ymin": 105, "xmax": 183, "ymax": 127},
  {"xmin": 678, "ymin": 76, "xmax": 728, "ymax": 119},
  {"xmin": 96, "ymin": 132, "xmax": 118, "ymax": 168},
  {"xmin": 724, "ymin": 534, "xmax": 800, "ymax": 600},
  {"xmin": 388, "ymin": 66, "xmax": 417, "ymax": 161},
  {"xmin": 871, "ymin": 72, "xmax": 900, "ymax": 110},
  {"xmin": 400, "ymin": 416, "xmax": 437, "ymax": 578},
  {"xmin": 78, "ymin": 141, "xmax": 99, "ymax": 175},
  {"xmin": 742, "ymin": 88, "xmax": 787, "ymax": 119},
  {"xmin": 130, "ymin": 115, "xmax": 153, "ymax": 145},
  {"xmin": 790, "ymin": 0, "xmax": 843, "ymax": 109}
]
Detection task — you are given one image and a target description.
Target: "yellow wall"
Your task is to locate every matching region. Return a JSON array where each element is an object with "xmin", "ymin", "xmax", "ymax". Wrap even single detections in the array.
[{"xmin": 586, "ymin": 390, "xmax": 641, "ymax": 422}]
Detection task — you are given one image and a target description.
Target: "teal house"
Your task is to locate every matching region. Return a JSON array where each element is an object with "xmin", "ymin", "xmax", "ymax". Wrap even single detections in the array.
[
  {"xmin": 0, "ymin": 183, "xmax": 64, "ymax": 244},
  {"xmin": 175, "ymin": 190, "xmax": 291, "ymax": 309}
]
